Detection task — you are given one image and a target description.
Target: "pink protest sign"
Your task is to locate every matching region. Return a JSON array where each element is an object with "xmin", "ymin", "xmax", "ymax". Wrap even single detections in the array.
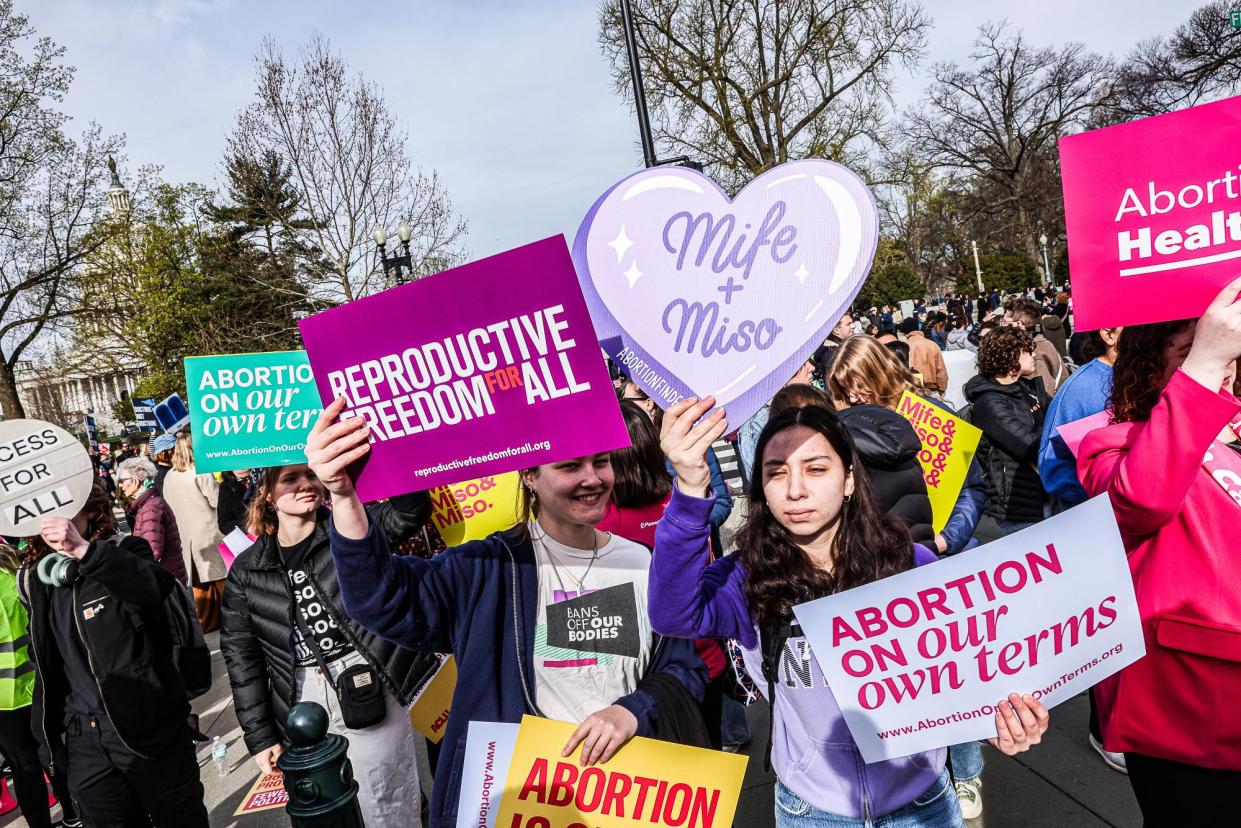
[
  {"xmin": 298, "ymin": 237, "xmax": 630, "ymax": 501},
  {"xmin": 793, "ymin": 495, "xmax": 1143, "ymax": 762},
  {"xmin": 1060, "ymin": 95, "xmax": 1241, "ymax": 330},
  {"xmin": 1056, "ymin": 410, "xmax": 1112, "ymax": 459}
]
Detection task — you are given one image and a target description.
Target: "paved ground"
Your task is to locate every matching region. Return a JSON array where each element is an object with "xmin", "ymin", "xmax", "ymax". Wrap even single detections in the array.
[
  {"xmin": 732, "ymin": 692, "xmax": 1141, "ymax": 827},
  {"xmin": 0, "ymin": 661, "xmax": 1139, "ymax": 827}
]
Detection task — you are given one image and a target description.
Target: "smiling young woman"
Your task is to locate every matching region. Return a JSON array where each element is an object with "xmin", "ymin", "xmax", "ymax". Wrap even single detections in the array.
[{"xmin": 307, "ymin": 396, "xmax": 710, "ymax": 828}]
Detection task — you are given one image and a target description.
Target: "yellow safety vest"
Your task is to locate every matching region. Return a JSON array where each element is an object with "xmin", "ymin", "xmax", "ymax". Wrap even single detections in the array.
[{"xmin": 0, "ymin": 570, "xmax": 34, "ymax": 710}]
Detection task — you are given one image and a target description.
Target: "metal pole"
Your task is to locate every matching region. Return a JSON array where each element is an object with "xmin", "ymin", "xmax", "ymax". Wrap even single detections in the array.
[
  {"xmin": 279, "ymin": 703, "xmax": 364, "ymax": 827},
  {"xmin": 620, "ymin": 0, "xmax": 658, "ymax": 168},
  {"xmin": 971, "ymin": 240, "xmax": 984, "ymax": 293},
  {"xmin": 1041, "ymin": 242, "xmax": 1053, "ymax": 288}
]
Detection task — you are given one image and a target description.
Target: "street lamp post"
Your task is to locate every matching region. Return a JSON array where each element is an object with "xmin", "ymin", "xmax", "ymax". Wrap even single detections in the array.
[
  {"xmin": 617, "ymin": 0, "xmax": 702, "ymax": 172},
  {"xmin": 970, "ymin": 240, "xmax": 984, "ymax": 293},
  {"xmin": 619, "ymin": 0, "xmax": 657, "ymax": 169},
  {"xmin": 372, "ymin": 219, "xmax": 414, "ymax": 287},
  {"xmin": 1039, "ymin": 233, "xmax": 1053, "ymax": 288}
]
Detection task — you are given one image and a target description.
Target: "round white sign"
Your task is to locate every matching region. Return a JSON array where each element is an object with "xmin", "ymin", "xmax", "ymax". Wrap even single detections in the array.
[{"xmin": 0, "ymin": 419, "xmax": 95, "ymax": 537}]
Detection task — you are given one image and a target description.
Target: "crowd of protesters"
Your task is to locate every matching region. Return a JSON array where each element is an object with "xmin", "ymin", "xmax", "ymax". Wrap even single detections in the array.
[{"xmin": 0, "ymin": 273, "xmax": 1236, "ymax": 828}]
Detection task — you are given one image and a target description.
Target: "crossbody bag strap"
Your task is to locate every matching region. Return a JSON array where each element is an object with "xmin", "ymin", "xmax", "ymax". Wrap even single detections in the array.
[
  {"xmin": 290, "ymin": 592, "xmax": 338, "ymax": 691},
  {"xmin": 759, "ymin": 621, "xmax": 797, "ymax": 772}
]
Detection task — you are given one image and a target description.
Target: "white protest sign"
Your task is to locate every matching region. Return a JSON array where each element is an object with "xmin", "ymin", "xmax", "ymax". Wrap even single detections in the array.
[
  {"xmin": 455, "ymin": 721, "xmax": 518, "ymax": 828},
  {"xmin": 941, "ymin": 349, "xmax": 976, "ymax": 411},
  {"xmin": 0, "ymin": 420, "xmax": 95, "ymax": 537},
  {"xmin": 793, "ymin": 495, "xmax": 1144, "ymax": 763}
]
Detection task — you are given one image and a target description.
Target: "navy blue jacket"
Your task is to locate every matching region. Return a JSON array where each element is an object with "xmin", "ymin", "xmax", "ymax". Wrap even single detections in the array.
[{"xmin": 328, "ymin": 519, "xmax": 709, "ymax": 828}]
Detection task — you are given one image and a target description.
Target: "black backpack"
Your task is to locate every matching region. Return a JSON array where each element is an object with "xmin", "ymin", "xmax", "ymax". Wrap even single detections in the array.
[
  {"xmin": 17, "ymin": 563, "xmax": 212, "ymax": 700},
  {"xmin": 164, "ymin": 581, "xmax": 212, "ymax": 699}
]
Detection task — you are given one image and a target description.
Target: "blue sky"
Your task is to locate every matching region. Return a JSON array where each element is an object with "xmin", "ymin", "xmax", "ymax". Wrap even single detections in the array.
[{"xmin": 26, "ymin": 0, "xmax": 1194, "ymax": 260}]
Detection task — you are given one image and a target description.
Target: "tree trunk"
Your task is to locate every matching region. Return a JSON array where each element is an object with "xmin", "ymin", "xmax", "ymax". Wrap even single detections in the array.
[
  {"xmin": 1015, "ymin": 202, "xmax": 1046, "ymax": 284},
  {"xmin": 0, "ymin": 358, "xmax": 27, "ymax": 419}
]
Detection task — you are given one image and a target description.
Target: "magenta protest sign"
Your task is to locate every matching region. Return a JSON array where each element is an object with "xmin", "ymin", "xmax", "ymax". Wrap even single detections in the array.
[
  {"xmin": 793, "ymin": 495, "xmax": 1143, "ymax": 762},
  {"xmin": 573, "ymin": 160, "xmax": 877, "ymax": 427},
  {"xmin": 1060, "ymin": 95, "xmax": 1241, "ymax": 330},
  {"xmin": 298, "ymin": 237, "xmax": 630, "ymax": 501}
]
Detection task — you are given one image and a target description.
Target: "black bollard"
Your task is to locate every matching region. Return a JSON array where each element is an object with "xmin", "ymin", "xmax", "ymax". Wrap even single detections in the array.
[{"xmin": 278, "ymin": 702, "xmax": 365, "ymax": 827}]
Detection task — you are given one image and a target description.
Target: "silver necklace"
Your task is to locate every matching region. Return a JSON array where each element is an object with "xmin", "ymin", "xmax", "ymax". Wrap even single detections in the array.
[{"xmin": 537, "ymin": 526, "xmax": 602, "ymax": 593}]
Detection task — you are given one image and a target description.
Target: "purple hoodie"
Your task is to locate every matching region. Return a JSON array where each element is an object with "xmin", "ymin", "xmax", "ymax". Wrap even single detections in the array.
[{"xmin": 650, "ymin": 488, "xmax": 945, "ymax": 820}]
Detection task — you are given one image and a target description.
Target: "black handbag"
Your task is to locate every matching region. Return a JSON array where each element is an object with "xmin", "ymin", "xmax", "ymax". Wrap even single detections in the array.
[{"xmin": 292, "ymin": 604, "xmax": 386, "ymax": 729}]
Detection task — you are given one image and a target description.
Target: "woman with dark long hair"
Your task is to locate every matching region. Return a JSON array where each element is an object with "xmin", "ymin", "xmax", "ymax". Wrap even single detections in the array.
[
  {"xmin": 1077, "ymin": 279, "xmax": 1241, "ymax": 825},
  {"xmin": 220, "ymin": 464, "xmax": 440, "ymax": 826},
  {"xmin": 649, "ymin": 395, "xmax": 1050, "ymax": 827},
  {"xmin": 828, "ymin": 335, "xmax": 990, "ymax": 815}
]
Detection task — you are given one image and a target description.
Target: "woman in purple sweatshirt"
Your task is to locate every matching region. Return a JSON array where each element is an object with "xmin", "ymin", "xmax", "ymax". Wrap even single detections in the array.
[{"xmin": 650, "ymin": 395, "xmax": 1050, "ymax": 827}]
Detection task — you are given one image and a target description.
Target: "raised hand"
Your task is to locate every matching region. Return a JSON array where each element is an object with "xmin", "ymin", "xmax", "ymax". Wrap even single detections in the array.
[
  {"xmin": 659, "ymin": 396, "xmax": 728, "ymax": 498},
  {"xmin": 1182, "ymin": 274, "xmax": 1241, "ymax": 393},
  {"xmin": 305, "ymin": 397, "xmax": 371, "ymax": 499},
  {"xmin": 40, "ymin": 516, "xmax": 88, "ymax": 558}
]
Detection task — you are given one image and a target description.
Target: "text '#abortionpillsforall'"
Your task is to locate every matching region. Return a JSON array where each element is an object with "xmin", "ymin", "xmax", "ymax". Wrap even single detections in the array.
[{"xmin": 326, "ymin": 305, "xmax": 594, "ymax": 442}]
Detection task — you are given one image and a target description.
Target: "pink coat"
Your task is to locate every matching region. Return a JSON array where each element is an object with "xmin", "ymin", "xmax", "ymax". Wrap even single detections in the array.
[{"xmin": 1079, "ymin": 369, "xmax": 1241, "ymax": 769}]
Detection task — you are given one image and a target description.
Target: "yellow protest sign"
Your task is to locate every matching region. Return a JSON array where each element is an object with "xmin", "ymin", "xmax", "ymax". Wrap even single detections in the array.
[
  {"xmin": 233, "ymin": 772, "xmax": 287, "ymax": 816},
  {"xmin": 429, "ymin": 473, "xmax": 521, "ymax": 545},
  {"xmin": 409, "ymin": 656, "xmax": 457, "ymax": 743},
  {"xmin": 497, "ymin": 715, "xmax": 747, "ymax": 828},
  {"xmin": 896, "ymin": 391, "xmax": 982, "ymax": 533}
]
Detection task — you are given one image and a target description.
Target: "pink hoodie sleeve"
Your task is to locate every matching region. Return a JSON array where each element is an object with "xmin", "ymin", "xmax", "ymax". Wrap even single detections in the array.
[{"xmin": 1079, "ymin": 369, "xmax": 1240, "ymax": 537}]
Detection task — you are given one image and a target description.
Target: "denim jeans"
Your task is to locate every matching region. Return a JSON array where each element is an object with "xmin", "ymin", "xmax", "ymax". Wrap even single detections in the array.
[
  {"xmin": 774, "ymin": 768, "xmax": 964, "ymax": 828},
  {"xmin": 996, "ymin": 519, "xmax": 1037, "ymax": 536},
  {"xmin": 721, "ymin": 695, "xmax": 752, "ymax": 748},
  {"xmin": 948, "ymin": 741, "xmax": 983, "ymax": 782}
]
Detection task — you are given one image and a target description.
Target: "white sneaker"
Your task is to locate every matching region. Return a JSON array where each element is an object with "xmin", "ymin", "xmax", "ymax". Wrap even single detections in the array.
[
  {"xmin": 955, "ymin": 777, "xmax": 983, "ymax": 820},
  {"xmin": 1089, "ymin": 734, "xmax": 1128, "ymax": 774}
]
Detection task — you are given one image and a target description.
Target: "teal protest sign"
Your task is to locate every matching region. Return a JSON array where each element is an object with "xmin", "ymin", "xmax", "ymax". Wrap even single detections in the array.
[{"xmin": 185, "ymin": 351, "xmax": 321, "ymax": 474}]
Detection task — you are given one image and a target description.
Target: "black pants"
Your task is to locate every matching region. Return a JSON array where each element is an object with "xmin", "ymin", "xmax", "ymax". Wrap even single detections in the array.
[
  {"xmin": 1126, "ymin": 752, "xmax": 1241, "ymax": 827},
  {"xmin": 1087, "ymin": 687, "xmax": 1102, "ymax": 741},
  {"xmin": 65, "ymin": 715, "xmax": 208, "ymax": 828},
  {"xmin": 0, "ymin": 705, "xmax": 75, "ymax": 828}
]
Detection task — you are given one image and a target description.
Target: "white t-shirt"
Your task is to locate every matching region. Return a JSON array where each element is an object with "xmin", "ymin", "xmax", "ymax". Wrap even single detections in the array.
[{"xmin": 531, "ymin": 525, "xmax": 654, "ymax": 724}]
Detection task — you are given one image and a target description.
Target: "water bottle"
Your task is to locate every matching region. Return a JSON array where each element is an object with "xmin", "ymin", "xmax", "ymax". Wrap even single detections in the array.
[{"xmin": 211, "ymin": 736, "xmax": 229, "ymax": 777}]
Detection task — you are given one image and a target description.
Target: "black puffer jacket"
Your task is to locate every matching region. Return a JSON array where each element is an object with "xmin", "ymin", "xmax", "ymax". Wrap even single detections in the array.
[
  {"xmin": 837, "ymin": 404, "xmax": 934, "ymax": 543},
  {"xmin": 220, "ymin": 494, "xmax": 440, "ymax": 755},
  {"xmin": 963, "ymin": 374, "xmax": 1050, "ymax": 524}
]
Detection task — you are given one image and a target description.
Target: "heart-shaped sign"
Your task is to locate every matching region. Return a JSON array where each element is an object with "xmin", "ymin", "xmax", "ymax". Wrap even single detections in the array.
[{"xmin": 572, "ymin": 159, "xmax": 878, "ymax": 428}]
